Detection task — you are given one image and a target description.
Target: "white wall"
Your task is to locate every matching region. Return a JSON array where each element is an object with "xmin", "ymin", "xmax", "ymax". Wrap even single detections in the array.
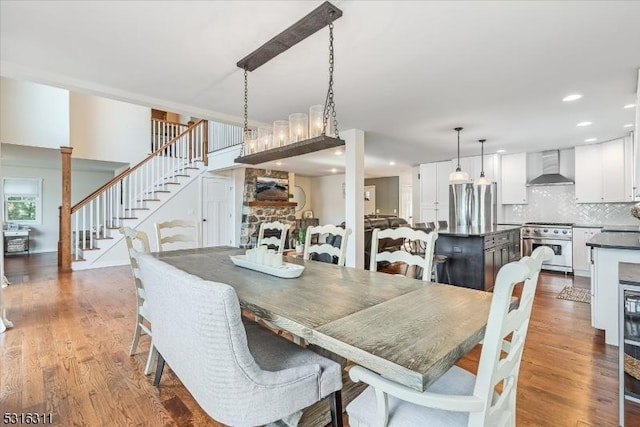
[
  {"xmin": 310, "ymin": 174, "xmax": 346, "ymax": 225},
  {"xmin": 294, "ymin": 175, "xmax": 313, "ymax": 218},
  {"xmin": 1, "ymin": 164, "xmax": 114, "ymax": 253},
  {"xmin": 0, "ymin": 77, "xmax": 69, "ymax": 149},
  {"xmin": 70, "ymin": 92, "xmax": 150, "ymax": 164}
]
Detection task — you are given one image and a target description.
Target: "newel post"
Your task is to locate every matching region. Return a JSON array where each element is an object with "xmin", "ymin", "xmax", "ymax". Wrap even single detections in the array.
[
  {"xmin": 203, "ymin": 120, "xmax": 209, "ymax": 166},
  {"xmin": 187, "ymin": 120, "xmax": 195, "ymax": 163},
  {"xmin": 59, "ymin": 146, "xmax": 73, "ymax": 272}
]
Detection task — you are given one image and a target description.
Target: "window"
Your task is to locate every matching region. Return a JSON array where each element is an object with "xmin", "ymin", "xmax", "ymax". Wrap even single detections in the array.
[{"xmin": 3, "ymin": 178, "xmax": 42, "ymax": 224}]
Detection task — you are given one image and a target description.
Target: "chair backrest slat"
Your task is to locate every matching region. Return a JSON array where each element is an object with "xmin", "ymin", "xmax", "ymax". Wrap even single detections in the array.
[
  {"xmin": 370, "ymin": 227, "xmax": 437, "ymax": 281},
  {"xmin": 303, "ymin": 224, "xmax": 352, "ymax": 266},
  {"xmin": 257, "ymin": 221, "xmax": 290, "ymax": 253},
  {"xmin": 154, "ymin": 219, "xmax": 199, "ymax": 252}
]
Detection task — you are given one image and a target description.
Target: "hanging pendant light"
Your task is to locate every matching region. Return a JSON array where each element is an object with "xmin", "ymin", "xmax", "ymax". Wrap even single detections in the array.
[
  {"xmin": 449, "ymin": 127, "xmax": 470, "ymax": 182},
  {"xmin": 474, "ymin": 139, "xmax": 492, "ymax": 186}
]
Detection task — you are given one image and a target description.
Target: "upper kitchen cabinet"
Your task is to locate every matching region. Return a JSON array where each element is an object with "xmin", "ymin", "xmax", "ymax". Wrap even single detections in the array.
[
  {"xmin": 500, "ymin": 152, "xmax": 528, "ymax": 204},
  {"xmin": 453, "ymin": 154, "xmax": 498, "ymax": 183},
  {"xmin": 575, "ymin": 137, "xmax": 633, "ymax": 203},
  {"xmin": 419, "ymin": 160, "xmax": 451, "ymax": 223}
]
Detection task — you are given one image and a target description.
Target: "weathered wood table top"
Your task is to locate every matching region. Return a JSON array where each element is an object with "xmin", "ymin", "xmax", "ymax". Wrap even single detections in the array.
[{"xmin": 154, "ymin": 246, "xmax": 493, "ymax": 392}]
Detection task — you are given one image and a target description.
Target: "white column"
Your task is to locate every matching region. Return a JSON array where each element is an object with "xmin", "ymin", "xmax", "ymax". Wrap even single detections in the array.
[{"xmin": 344, "ymin": 129, "xmax": 365, "ymax": 268}]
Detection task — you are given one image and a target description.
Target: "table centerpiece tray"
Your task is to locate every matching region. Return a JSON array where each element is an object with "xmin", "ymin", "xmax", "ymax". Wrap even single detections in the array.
[{"xmin": 229, "ymin": 255, "xmax": 304, "ymax": 278}]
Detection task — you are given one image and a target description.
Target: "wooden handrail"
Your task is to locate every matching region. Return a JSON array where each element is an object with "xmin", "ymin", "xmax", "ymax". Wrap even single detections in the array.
[{"xmin": 71, "ymin": 119, "xmax": 206, "ymax": 213}]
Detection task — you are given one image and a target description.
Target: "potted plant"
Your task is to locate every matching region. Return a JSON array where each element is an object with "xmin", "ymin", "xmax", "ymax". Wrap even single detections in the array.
[{"xmin": 295, "ymin": 228, "xmax": 306, "ymax": 254}]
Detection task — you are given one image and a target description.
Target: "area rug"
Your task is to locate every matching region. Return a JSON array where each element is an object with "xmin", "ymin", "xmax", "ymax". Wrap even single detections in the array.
[{"xmin": 557, "ymin": 286, "xmax": 591, "ymax": 303}]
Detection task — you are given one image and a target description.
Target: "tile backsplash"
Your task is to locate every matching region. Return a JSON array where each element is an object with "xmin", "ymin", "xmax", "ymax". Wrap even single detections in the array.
[{"xmin": 502, "ymin": 186, "xmax": 638, "ymax": 225}]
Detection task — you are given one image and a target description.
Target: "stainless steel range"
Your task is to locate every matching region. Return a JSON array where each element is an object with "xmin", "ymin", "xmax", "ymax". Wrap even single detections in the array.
[{"xmin": 521, "ymin": 222, "xmax": 573, "ymax": 273}]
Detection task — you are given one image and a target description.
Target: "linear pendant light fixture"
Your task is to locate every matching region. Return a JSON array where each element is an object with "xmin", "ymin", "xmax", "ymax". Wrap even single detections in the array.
[
  {"xmin": 449, "ymin": 127, "xmax": 469, "ymax": 182},
  {"xmin": 474, "ymin": 139, "xmax": 491, "ymax": 186},
  {"xmin": 234, "ymin": 1, "xmax": 345, "ymax": 165}
]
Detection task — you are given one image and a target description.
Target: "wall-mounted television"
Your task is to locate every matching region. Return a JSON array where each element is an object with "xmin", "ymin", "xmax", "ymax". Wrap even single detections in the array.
[{"xmin": 255, "ymin": 177, "xmax": 289, "ymax": 201}]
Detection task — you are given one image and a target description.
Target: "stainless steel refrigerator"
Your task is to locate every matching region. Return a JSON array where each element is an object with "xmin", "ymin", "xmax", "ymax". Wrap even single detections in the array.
[{"xmin": 449, "ymin": 183, "xmax": 497, "ymax": 228}]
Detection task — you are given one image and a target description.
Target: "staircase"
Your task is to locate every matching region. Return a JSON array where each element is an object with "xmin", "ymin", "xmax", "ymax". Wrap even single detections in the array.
[{"xmin": 66, "ymin": 119, "xmax": 209, "ymax": 270}]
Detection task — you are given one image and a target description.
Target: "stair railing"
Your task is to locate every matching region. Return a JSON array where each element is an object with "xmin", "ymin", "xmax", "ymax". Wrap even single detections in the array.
[{"xmin": 62, "ymin": 119, "xmax": 208, "ymax": 263}]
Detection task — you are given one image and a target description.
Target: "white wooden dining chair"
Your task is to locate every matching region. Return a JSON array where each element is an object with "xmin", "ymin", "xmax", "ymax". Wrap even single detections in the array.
[
  {"xmin": 120, "ymin": 226, "xmax": 156, "ymax": 375},
  {"xmin": 257, "ymin": 221, "xmax": 290, "ymax": 254},
  {"xmin": 370, "ymin": 227, "xmax": 438, "ymax": 281},
  {"xmin": 303, "ymin": 224, "xmax": 352, "ymax": 266},
  {"xmin": 347, "ymin": 246, "xmax": 554, "ymax": 427},
  {"xmin": 154, "ymin": 219, "xmax": 199, "ymax": 252}
]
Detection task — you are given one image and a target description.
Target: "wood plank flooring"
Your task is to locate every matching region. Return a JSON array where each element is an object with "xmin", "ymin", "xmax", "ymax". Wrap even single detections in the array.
[{"xmin": 1, "ymin": 253, "xmax": 640, "ymax": 426}]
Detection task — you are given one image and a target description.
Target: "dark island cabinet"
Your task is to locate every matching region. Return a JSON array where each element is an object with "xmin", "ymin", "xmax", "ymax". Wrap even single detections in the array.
[{"xmin": 435, "ymin": 228, "xmax": 521, "ymax": 292}]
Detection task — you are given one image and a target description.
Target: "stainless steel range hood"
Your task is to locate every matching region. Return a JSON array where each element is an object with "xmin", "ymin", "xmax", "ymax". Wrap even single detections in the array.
[{"xmin": 526, "ymin": 150, "xmax": 574, "ymax": 186}]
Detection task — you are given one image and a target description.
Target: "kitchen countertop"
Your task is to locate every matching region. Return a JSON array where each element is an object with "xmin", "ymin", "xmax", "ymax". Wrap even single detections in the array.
[
  {"xmin": 586, "ymin": 232, "xmax": 640, "ymax": 250},
  {"xmin": 620, "ymin": 262, "xmax": 640, "ymax": 286},
  {"xmin": 573, "ymin": 224, "xmax": 639, "ymax": 232},
  {"xmin": 437, "ymin": 224, "xmax": 521, "ymax": 237}
]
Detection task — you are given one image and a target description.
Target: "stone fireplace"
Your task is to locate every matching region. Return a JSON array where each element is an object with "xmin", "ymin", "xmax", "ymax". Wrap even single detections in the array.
[{"xmin": 240, "ymin": 168, "xmax": 296, "ymax": 248}]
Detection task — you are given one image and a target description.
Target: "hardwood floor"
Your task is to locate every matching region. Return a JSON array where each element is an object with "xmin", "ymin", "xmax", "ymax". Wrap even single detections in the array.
[{"xmin": 1, "ymin": 253, "xmax": 639, "ymax": 426}]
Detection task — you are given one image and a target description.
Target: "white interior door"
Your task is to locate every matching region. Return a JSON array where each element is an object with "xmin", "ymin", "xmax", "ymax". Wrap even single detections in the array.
[
  {"xmin": 202, "ymin": 177, "xmax": 232, "ymax": 247},
  {"xmin": 364, "ymin": 185, "xmax": 376, "ymax": 215},
  {"xmin": 399, "ymin": 184, "xmax": 412, "ymax": 222}
]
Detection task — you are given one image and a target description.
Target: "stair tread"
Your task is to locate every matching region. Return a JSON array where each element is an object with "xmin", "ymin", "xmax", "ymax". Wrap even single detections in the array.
[
  {"xmin": 125, "ymin": 208, "xmax": 150, "ymax": 211},
  {"xmin": 146, "ymin": 190, "xmax": 171, "ymax": 194},
  {"xmin": 118, "ymin": 217, "xmax": 138, "ymax": 220},
  {"xmin": 139, "ymin": 199, "xmax": 161, "ymax": 202}
]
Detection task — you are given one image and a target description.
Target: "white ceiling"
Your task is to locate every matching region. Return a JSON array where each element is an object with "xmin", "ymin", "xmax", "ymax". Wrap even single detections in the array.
[{"xmin": 1, "ymin": 1, "xmax": 638, "ymax": 177}]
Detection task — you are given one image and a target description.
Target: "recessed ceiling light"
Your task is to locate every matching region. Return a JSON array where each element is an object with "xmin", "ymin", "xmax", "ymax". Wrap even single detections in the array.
[
  {"xmin": 334, "ymin": 150, "xmax": 343, "ymax": 155},
  {"xmin": 624, "ymin": 104, "xmax": 636, "ymax": 109},
  {"xmin": 275, "ymin": 161, "xmax": 283, "ymax": 166},
  {"xmin": 584, "ymin": 138, "xmax": 597, "ymax": 142},
  {"xmin": 624, "ymin": 123, "xmax": 634, "ymax": 128},
  {"xmin": 496, "ymin": 149, "xmax": 506, "ymax": 153},
  {"xmin": 330, "ymin": 168, "xmax": 337, "ymax": 173},
  {"xmin": 389, "ymin": 161, "xmax": 395, "ymax": 166},
  {"xmin": 576, "ymin": 121, "xmax": 592, "ymax": 127},
  {"xmin": 562, "ymin": 94, "xmax": 583, "ymax": 102}
]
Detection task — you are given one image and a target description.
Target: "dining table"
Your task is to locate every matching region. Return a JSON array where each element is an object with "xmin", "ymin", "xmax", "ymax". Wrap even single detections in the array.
[{"xmin": 152, "ymin": 246, "xmax": 493, "ymax": 424}]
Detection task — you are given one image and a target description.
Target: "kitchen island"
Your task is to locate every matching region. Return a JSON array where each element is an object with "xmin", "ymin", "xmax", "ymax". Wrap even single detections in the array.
[
  {"xmin": 435, "ymin": 225, "xmax": 521, "ymax": 292},
  {"xmin": 587, "ymin": 231, "xmax": 640, "ymax": 346}
]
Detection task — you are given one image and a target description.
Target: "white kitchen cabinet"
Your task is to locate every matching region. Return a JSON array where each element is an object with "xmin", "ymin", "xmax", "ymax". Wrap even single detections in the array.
[
  {"xmin": 591, "ymin": 245, "xmax": 640, "ymax": 345},
  {"xmin": 500, "ymin": 152, "xmax": 528, "ymax": 204},
  {"xmin": 419, "ymin": 160, "xmax": 451, "ymax": 223},
  {"xmin": 572, "ymin": 227, "xmax": 601, "ymax": 276},
  {"xmin": 575, "ymin": 143, "xmax": 603, "ymax": 203},
  {"xmin": 452, "ymin": 154, "xmax": 498, "ymax": 184},
  {"xmin": 575, "ymin": 138, "xmax": 633, "ymax": 203}
]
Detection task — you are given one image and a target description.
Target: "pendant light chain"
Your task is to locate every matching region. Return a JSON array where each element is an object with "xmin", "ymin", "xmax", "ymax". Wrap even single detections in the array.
[
  {"xmin": 323, "ymin": 14, "xmax": 339, "ymax": 138},
  {"xmin": 455, "ymin": 127, "xmax": 463, "ymax": 171},
  {"xmin": 479, "ymin": 139, "xmax": 486, "ymax": 177},
  {"xmin": 243, "ymin": 68, "xmax": 249, "ymax": 133},
  {"xmin": 241, "ymin": 67, "xmax": 249, "ymax": 156}
]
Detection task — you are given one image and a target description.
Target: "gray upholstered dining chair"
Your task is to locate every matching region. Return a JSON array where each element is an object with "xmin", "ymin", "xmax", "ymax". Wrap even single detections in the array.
[
  {"xmin": 303, "ymin": 224, "xmax": 352, "ymax": 266},
  {"xmin": 346, "ymin": 246, "xmax": 553, "ymax": 427},
  {"xmin": 120, "ymin": 226, "xmax": 156, "ymax": 375},
  {"xmin": 136, "ymin": 252, "xmax": 344, "ymax": 427},
  {"xmin": 370, "ymin": 227, "xmax": 438, "ymax": 281}
]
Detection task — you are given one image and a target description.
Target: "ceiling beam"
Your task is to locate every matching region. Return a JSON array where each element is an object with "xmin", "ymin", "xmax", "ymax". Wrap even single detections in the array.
[
  {"xmin": 236, "ymin": 1, "xmax": 343, "ymax": 72},
  {"xmin": 234, "ymin": 135, "xmax": 345, "ymax": 165}
]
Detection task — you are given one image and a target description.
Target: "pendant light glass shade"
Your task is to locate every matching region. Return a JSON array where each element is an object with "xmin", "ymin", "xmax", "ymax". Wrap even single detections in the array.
[
  {"xmin": 449, "ymin": 127, "xmax": 469, "ymax": 183},
  {"xmin": 474, "ymin": 139, "xmax": 492, "ymax": 186}
]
